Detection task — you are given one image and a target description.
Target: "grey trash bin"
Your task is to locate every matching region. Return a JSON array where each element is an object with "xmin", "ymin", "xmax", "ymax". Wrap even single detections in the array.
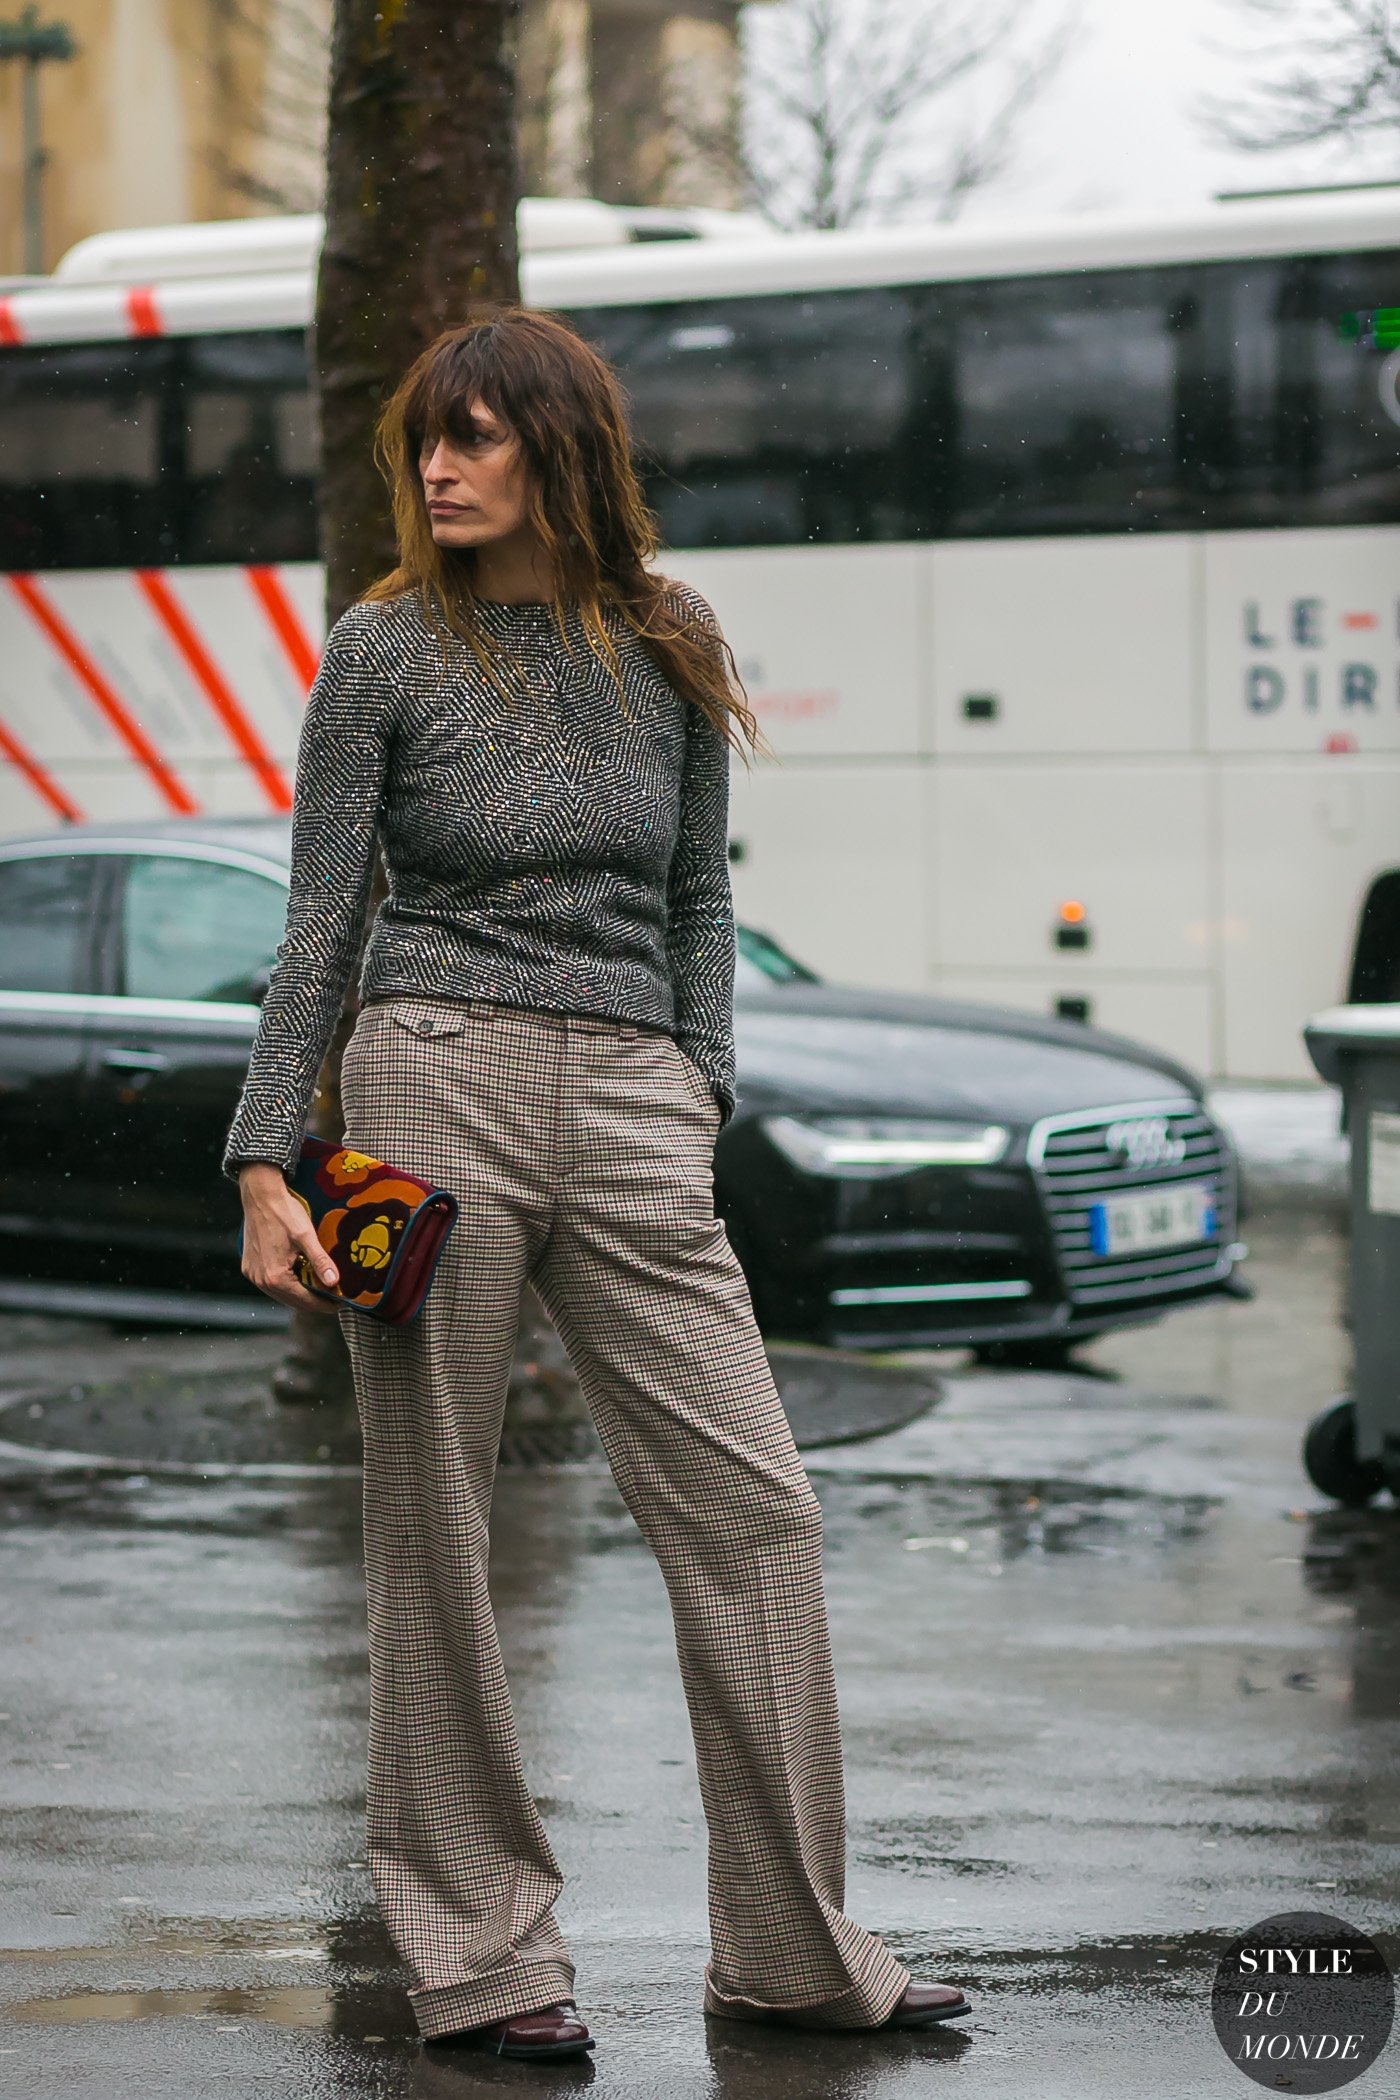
[{"xmin": 1301, "ymin": 1002, "xmax": 1400, "ymax": 1506}]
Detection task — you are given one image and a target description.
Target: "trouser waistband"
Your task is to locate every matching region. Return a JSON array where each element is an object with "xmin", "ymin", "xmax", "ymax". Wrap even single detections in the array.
[{"xmin": 372, "ymin": 994, "xmax": 671, "ymax": 1042}]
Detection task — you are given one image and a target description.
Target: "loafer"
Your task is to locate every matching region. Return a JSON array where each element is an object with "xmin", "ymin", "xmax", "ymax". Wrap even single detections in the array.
[
  {"xmin": 884, "ymin": 1981, "xmax": 972, "ymax": 2027},
  {"xmin": 705, "ymin": 1977, "xmax": 972, "ymax": 2030},
  {"xmin": 431, "ymin": 2001, "xmax": 595, "ymax": 2059}
]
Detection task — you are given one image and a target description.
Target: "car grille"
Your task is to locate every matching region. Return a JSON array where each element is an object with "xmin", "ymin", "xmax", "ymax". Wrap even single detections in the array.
[{"xmin": 1028, "ymin": 1098, "xmax": 1236, "ymax": 1308}]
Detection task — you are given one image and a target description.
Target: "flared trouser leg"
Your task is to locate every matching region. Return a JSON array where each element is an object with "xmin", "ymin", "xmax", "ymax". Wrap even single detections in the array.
[
  {"xmin": 339, "ymin": 994, "xmax": 910, "ymax": 2037},
  {"xmin": 341, "ymin": 1003, "xmax": 576, "ymax": 2040}
]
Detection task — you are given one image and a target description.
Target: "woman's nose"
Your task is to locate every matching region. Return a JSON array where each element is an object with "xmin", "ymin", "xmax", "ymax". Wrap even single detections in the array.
[{"xmin": 423, "ymin": 441, "xmax": 453, "ymax": 484}]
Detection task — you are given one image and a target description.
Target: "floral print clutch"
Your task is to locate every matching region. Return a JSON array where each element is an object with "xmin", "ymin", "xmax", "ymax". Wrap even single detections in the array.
[{"xmin": 287, "ymin": 1137, "xmax": 459, "ymax": 1325}]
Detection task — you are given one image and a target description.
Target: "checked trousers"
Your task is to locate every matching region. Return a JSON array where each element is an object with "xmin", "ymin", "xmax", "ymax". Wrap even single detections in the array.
[{"xmin": 338, "ymin": 994, "xmax": 911, "ymax": 2039}]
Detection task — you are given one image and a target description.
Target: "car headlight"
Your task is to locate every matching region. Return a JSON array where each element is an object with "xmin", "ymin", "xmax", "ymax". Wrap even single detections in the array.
[{"xmin": 762, "ymin": 1115, "xmax": 1011, "ymax": 1178}]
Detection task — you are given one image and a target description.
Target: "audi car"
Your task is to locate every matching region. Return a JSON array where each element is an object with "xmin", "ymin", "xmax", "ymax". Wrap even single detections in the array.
[{"xmin": 0, "ymin": 818, "xmax": 1244, "ymax": 1352}]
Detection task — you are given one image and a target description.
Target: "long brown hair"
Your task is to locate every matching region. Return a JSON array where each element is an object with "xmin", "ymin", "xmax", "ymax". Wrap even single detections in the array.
[{"xmin": 365, "ymin": 306, "xmax": 762, "ymax": 753}]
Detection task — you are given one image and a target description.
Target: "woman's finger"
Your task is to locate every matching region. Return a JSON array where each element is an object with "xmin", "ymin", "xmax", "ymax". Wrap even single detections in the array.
[
  {"xmin": 289, "ymin": 1213, "xmax": 341, "ymax": 1293},
  {"xmin": 256, "ymin": 1240, "xmax": 339, "ymax": 1313},
  {"xmin": 262, "ymin": 1270, "xmax": 340, "ymax": 1315}
]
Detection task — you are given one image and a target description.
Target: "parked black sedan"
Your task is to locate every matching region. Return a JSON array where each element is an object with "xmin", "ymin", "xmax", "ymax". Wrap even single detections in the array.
[{"xmin": 0, "ymin": 817, "xmax": 1243, "ymax": 1349}]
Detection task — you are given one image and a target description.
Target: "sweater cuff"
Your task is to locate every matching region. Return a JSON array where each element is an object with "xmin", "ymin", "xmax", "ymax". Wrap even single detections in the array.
[
  {"xmin": 678, "ymin": 1035, "xmax": 736, "ymax": 1128},
  {"xmin": 221, "ymin": 1124, "xmax": 301, "ymax": 1183}
]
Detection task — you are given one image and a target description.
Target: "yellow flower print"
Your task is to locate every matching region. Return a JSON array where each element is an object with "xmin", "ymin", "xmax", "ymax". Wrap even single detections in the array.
[
  {"xmin": 350, "ymin": 1215, "xmax": 395, "ymax": 1272},
  {"xmin": 327, "ymin": 1149, "xmax": 381, "ymax": 1187}
]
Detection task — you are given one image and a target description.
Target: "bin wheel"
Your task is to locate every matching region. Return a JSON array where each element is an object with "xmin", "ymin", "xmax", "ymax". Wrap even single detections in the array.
[{"xmin": 1303, "ymin": 1396, "xmax": 1386, "ymax": 1507}]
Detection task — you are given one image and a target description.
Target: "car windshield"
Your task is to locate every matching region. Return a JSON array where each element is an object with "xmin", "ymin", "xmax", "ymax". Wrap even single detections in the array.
[{"xmin": 735, "ymin": 924, "xmax": 820, "ymax": 991}]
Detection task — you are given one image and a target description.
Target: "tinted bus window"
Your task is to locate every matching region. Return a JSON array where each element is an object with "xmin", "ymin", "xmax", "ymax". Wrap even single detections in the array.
[
  {"xmin": 181, "ymin": 333, "xmax": 318, "ymax": 563},
  {"xmin": 576, "ymin": 288, "xmax": 947, "ymax": 546},
  {"xmin": 578, "ymin": 250, "xmax": 1400, "ymax": 545},
  {"xmin": 0, "ymin": 330, "xmax": 317, "ymax": 570},
  {"xmin": 1216, "ymin": 251, "xmax": 1400, "ymax": 527},
  {"xmin": 0, "ymin": 339, "xmax": 179, "ymax": 569},
  {"xmin": 945, "ymin": 265, "xmax": 1211, "ymax": 536},
  {"xmin": 0, "ymin": 257, "xmax": 1395, "ymax": 566}
]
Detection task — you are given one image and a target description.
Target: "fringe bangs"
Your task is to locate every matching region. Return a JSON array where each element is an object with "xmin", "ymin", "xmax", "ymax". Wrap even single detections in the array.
[{"xmin": 364, "ymin": 307, "xmax": 763, "ymax": 755}]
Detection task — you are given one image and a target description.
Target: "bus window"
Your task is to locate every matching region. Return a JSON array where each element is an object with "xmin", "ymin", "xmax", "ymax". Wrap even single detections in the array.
[
  {"xmin": 945, "ymin": 266, "xmax": 1206, "ymax": 538},
  {"xmin": 0, "ymin": 329, "xmax": 316, "ymax": 571},
  {"xmin": 577, "ymin": 250, "xmax": 1398, "ymax": 545},
  {"xmin": 180, "ymin": 330, "xmax": 318, "ymax": 563},
  {"xmin": 1222, "ymin": 251, "xmax": 1400, "ymax": 527},
  {"xmin": 0, "ymin": 250, "xmax": 1392, "ymax": 569},
  {"xmin": 0, "ymin": 339, "xmax": 179, "ymax": 570},
  {"xmin": 576, "ymin": 286, "xmax": 946, "ymax": 547}
]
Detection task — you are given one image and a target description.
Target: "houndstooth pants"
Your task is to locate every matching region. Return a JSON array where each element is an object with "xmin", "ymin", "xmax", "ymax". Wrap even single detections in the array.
[{"xmin": 338, "ymin": 994, "xmax": 911, "ymax": 2040}]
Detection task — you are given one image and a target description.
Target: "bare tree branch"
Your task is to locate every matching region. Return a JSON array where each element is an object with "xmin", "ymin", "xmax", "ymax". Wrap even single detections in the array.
[
  {"xmin": 191, "ymin": 0, "xmax": 333, "ymax": 215},
  {"xmin": 1199, "ymin": 0, "xmax": 1400, "ymax": 160},
  {"xmin": 938, "ymin": 8, "xmax": 1079, "ymax": 216},
  {"xmin": 741, "ymin": 0, "xmax": 1081, "ymax": 230}
]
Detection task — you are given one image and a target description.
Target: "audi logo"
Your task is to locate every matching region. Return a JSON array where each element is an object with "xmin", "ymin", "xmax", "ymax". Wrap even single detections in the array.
[{"xmin": 1105, "ymin": 1117, "xmax": 1187, "ymax": 1170}]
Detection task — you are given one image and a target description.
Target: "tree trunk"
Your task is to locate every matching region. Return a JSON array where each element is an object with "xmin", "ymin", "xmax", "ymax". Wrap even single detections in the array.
[
  {"xmin": 280, "ymin": 0, "xmax": 562, "ymax": 1420},
  {"xmin": 317, "ymin": 0, "xmax": 521, "ymax": 617}
]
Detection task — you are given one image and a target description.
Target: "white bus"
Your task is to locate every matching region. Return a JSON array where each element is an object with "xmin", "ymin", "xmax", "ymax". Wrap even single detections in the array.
[{"xmin": 1, "ymin": 191, "xmax": 1397, "ymax": 1082}]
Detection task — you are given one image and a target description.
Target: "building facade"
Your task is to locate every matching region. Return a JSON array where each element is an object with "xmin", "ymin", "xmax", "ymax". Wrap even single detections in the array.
[
  {"xmin": 0, "ymin": 0, "xmax": 752, "ymax": 278},
  {"xmin": 518, "ymin": 0, "xmax": 749, "ymax": 210}
]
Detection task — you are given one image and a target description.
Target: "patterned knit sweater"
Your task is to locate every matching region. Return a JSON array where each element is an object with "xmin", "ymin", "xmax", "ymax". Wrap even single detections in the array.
[{"xmin": 221, "ymin": 583, "xmax": 736, "ymax": 1178}]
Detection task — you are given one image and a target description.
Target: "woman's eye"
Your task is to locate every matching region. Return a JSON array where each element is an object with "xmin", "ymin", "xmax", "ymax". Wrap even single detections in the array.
[{"xmin": 419, "ymin": 426, "xmax": 501, "ymax": 462}]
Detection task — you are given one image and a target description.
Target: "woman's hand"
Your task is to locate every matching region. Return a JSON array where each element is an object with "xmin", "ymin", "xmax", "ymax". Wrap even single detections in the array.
[{"xmin": 239, "ymin": 1163, "xmax": 341, "ymax": 1314}]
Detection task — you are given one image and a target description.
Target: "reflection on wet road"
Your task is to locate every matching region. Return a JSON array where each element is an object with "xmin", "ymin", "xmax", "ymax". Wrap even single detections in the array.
[{"xmin": 1, "ymin": 1199, "xmax": 1397, "ymax": 2097}]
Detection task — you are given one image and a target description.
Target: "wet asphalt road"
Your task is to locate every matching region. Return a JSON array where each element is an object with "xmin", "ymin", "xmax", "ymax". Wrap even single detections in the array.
[{"xmin": 1, "ymin": 1185, "xmax": 1398, "ymax": 2099}]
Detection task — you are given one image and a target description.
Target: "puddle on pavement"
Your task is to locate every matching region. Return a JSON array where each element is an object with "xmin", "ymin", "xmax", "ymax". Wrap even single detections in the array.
[
  {"xmin": 6, "ymin": 1959, "xmax": 415, "ymax": 2042},
  {"xmin": 1, "ymin": 1909, "xmax": 414, "ymax": 2040},
  {"xmin": 887, "ymin": 1929, "xmax": 1248, "ymax": 1994},
  {"xmin": 1, "ymin": 1934, "xmax": 1220, "ymax": 2038},
  {"xmin": 8, "ymin": 1984, "xmax": 339, "ymax": 2030},
  {"xmin": 820, "ymin": 1473, "xmax": 1220, "ymax": 1562},
  {"xmin": 0, "ymin": 1926, "xmax": 332, "ymax": 1968}
]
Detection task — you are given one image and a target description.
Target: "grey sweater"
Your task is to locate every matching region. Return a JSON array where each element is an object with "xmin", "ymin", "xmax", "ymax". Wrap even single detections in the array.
[{"xmin": 221, "ymin": 584, "xmax": 737, "ymax": 1178}]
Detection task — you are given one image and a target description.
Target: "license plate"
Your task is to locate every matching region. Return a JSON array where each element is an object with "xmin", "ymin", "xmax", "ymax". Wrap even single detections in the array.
[{"xmin": 1089, "ymin": 1182, "xmax": 1217, "ymax": 1257}]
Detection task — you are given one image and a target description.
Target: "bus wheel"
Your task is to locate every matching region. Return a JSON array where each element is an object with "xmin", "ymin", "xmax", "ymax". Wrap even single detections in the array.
[{"xmin": 1303, "ymin": 1397, "xmax": 1385, "ymax": 1507}]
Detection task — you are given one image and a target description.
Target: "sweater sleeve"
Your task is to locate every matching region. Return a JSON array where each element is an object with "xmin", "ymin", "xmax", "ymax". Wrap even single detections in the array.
[
  {"xmin": 664, "ymin": 589, "xmax": 738, "ymax": 1126},
  {"xmin": 221, "ymin": 604, "xmax": 397, "ymax": 1179}
]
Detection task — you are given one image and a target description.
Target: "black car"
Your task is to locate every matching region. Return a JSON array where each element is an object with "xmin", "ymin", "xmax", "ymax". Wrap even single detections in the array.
[{"xmin": 0, "ymin": 817, "xmax": 1244, "ymax": 1350}]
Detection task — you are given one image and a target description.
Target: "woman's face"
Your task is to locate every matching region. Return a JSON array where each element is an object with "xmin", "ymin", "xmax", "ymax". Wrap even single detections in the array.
[{"xmin": 419, "ymin": 398, "xmax": 533, "ymax": 548}]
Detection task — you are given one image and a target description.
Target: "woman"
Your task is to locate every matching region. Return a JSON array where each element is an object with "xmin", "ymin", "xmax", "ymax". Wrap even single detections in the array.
[{"xmin": 226, "ymin": 308, "xmax": 972, "ymax": 2061}]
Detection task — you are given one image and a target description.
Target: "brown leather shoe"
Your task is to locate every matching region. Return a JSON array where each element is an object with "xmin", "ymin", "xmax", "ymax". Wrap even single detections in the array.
[
  {"xmin": 883, "ymin": 1981, "xmax": 972, "ymax": 2027},
  {"xmin": 705, "ymin": 1977, "xmax": 971, "ymax": 2030},
  {"xmin": 432, "ymin": 2001, "xmax": 595, "ymax": 2059}
]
